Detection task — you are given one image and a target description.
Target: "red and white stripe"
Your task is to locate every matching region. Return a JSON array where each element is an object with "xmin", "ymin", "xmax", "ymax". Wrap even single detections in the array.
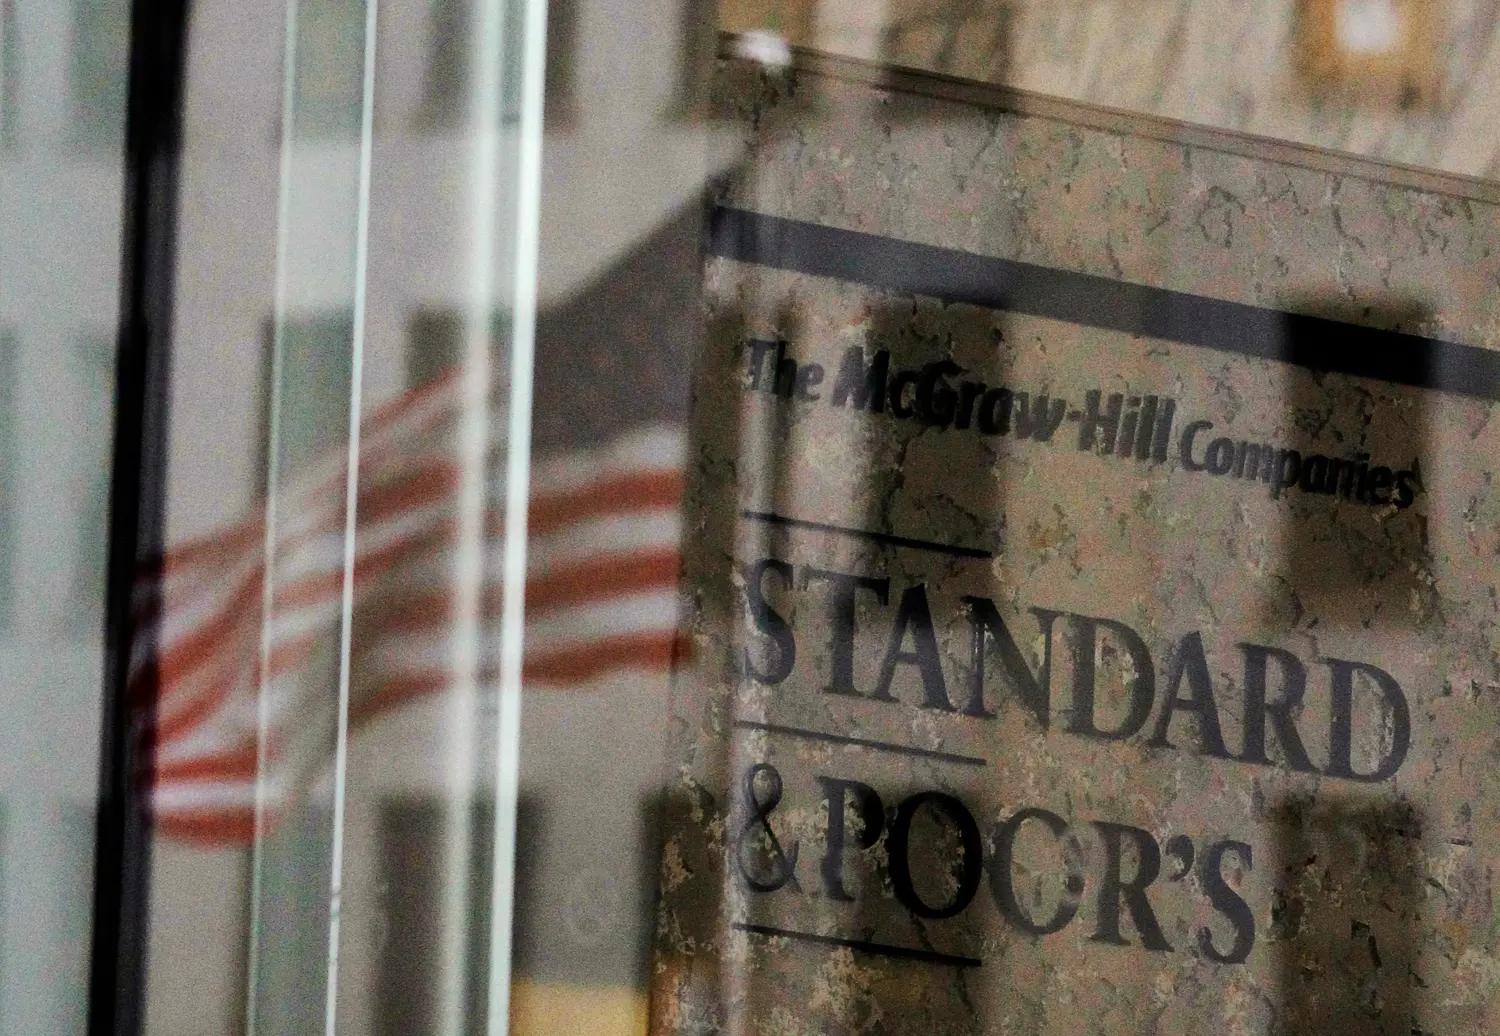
[{"xmin": 137, "ymin": 368, "xmax": 687, "ymax": 845}]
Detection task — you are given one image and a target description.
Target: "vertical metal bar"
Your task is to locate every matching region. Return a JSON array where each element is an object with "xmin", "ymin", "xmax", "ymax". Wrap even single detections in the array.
[
  {"xmin": 432, "ymin": 0, "xmax": 509, "ymax": 1025},
  {"xmin": 487, "ymin": 0, "xmax": 548, "ymax": 1029},
  {"xmin": 87, "ymin": 1, "xmax": 191, "ymax": 1035},
  {"xmin": 322, "ymin": 0, "xmax": 381, "ymax": 1031},
  {"xmin": 245, "ymin": 0, "xmax": 301, "ymax": 1031}
]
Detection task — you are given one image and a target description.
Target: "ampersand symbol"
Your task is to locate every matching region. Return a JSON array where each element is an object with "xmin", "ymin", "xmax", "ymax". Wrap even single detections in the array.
[{"xmin": 736, "ymin": 763, "xmax": 801, "ymax": 893}]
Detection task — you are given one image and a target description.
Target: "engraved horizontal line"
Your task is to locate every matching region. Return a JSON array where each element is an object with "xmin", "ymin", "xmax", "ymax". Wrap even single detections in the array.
[
  {"xmin": 740, "ymin": 510, "xmax": 993, "ymax": 559},
  {"xmin": 733, "ymin": 923, "xmax": 983, "ymax": 968},
  {"xmin": 734, "ymin": 719, "xmax": 987, "ymax": 766}
]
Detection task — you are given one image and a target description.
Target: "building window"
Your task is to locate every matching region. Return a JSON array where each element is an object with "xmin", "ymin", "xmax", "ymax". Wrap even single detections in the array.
[
  {"xmin": 406, "ymin": 309, "xmax": 463, "ymax": 390},
  {"xmin": 406, "ymin": 309, "xmax": 511, "ymax": 392},
  {"xmin": 416, "ymin": 0, "xmax": 576, "ymax": 130},
  {"xmin": 292, "ymin": 0, "xmax": 367, "ymax": 138},
  {"xmin": 68, "ymin": 0, "xmax": 130, "ymax": 147},
  {"xmin": 541, "ymin": 0, "xmax": 577, "ymax": 124},
  {"xmin": 68, "ymin": 335, "xmax": 113, "ymax": 639},
  {"xmin": 1, "ymin": 0, "xmax": 19, "ymax": 150},
  {"xmin": 416, "ymin": 0, "xmax": 470, "ymax": 128},
  {"xmin": 0, "ymin": 333, "xmax": 15, "ymax": 633},
  {"xmin": 260, "ymin": 312, "xmax": 355, "ymax": 489},
  {"xmin": 375, "ymin": 795, "xmax": 540, "ymax": 1035}
]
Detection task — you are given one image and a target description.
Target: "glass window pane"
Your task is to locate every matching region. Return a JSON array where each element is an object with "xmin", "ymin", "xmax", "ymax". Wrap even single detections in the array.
[
  {"xmin": 67, "ymin": 333, "xmax": 112, "ymax": 639},
  {"xmin": 0, "ymin": 333, "xmax": 15, "ymax": 635},
  {"xmin": 128, "ymin": 2, "xmax": 1500, "ymax": 1036},
  {"xmin": 0, "ymin": 0, "xmax": 19, "ymax": 151},
  {"xmin": 293, "ymin": 0, "xmax": 367, "ymax": 138},
  {"xmin": 67, "ymin": 0, "xmax": 128, "ymax": 147},
  {"xmin": 417, "ymin": 0, "xmax": 471, "ymax": 128},
  {"xmin": 0, "ymin": 0, "xmax": 125, "ymax": 1030}
]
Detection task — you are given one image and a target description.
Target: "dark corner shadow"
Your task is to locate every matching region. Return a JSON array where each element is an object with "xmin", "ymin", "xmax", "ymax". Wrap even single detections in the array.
[
  {"xmin": 1270, "ymin": 793, "xmax": 1424, "ymax": 1036},
  {"xmin": 1272, "ymin": 295, "xmax": 1433, "ymax": 633}
]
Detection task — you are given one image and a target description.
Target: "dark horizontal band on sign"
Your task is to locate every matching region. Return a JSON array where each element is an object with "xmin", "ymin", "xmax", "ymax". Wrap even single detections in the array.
[
  {"xmin": 708, "ymin": 206, "xmax": 1500, "ymax": 402},
  {"xmin": 733, "ymin": 923, "xmax": 983, "ymax": 968}
]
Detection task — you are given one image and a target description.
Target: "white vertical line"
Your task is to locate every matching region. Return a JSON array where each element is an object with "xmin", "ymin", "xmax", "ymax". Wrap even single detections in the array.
[
  {"xmin": 324, "ymin": 0, "xmax": 380, "ymax": 1032},
  {"xmin": 246, "ymin": 2, "xmax": 301, "ymax": 1034},
  {"xmin": 488, "ymin": 0, "xmax": 548, "ymax": 1030},
  {"xmin": 436, "ymin": 0, "xmax": 507, "ymax": 1028}
]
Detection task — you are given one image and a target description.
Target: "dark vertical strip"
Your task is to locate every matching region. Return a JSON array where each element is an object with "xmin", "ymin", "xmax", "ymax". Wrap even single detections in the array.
[
  {"xmin": 88, "ymin": 1, "xmax": 190, "ymax": 1035},
  {"xmin": 371, "ymin": 796, "xmax": 538, "ymax": 1036},
  {"xmin": 375, "ymin": 799, "xmax": 445, "ymax": 1036},
  {"xmin": 541, "ymin": 0, "xmax": 578, "ymax": 125}
]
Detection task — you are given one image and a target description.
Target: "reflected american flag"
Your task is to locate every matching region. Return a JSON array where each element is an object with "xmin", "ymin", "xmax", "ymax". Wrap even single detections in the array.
[{"xmin": 134, "ymin": 366, "xmax": 687, "ymax": 844}]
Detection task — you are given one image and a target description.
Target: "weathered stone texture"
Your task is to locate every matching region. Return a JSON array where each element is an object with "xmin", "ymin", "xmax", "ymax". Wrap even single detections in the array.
[{"xmin": 653, "ymin": 62, "xmax": 1500, "ymax": 1036}]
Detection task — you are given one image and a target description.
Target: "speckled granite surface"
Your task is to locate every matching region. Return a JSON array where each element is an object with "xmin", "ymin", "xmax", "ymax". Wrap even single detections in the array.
[{"xmin": 650, "ymin": 63, "xmax": 1500, "ymax": 1035}]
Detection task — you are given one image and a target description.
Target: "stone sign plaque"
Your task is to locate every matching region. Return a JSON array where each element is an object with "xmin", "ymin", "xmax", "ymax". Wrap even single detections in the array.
[{"xmin": 652, "ymin": 58, "xmax": 1500, "ymax": 1036}]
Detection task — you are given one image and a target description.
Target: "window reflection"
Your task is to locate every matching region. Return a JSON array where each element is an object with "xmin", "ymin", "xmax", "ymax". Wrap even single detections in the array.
[
  {"xmin": 0, "ymin": 0, "xmax": 18, "ymax": 151},
  {"xmin": 67, "ymin": 333, "xmax": 113, "ymax": 639},
  {"xmin": 417, "ymin": 0, "xmax": 473, "ymax": 128},
  {"xmin": 292, "ymin": 0, "xmax": 367, "ymax": 138},
  {"xmin": 0, "ymin": 1, "xmax": 125, "ymax": 1030},
  {"xmin": 416, "ymin": 0, "xmax": 576, "ymax": 129},
  {"xmin": 0, "ymin": 333, "xmax": 13, "ymax": 636},
  {"xmin": 67, "ymin": 0, "xmax": 129, "ymax": 147},
  {"xmin": 259, "ymin": 311, "xmax": 356, "ymax": 484}
]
